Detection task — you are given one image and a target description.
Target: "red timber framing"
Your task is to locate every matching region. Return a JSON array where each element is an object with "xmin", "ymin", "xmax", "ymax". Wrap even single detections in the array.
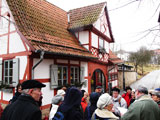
[{"xmin": 87, "ymin": 61, "xmax": 108, "ymax": 93}]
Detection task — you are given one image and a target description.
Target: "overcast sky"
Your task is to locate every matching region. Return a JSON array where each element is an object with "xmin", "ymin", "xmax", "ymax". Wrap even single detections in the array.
[{"xmin": 46, "ymin": 0, "xmax": 160, "ymax": 52}]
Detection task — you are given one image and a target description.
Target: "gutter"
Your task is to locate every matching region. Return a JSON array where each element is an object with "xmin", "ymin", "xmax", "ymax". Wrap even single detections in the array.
[{"xmin": 31, "ymin": 50, "xmax": 45, "ymax": 79}]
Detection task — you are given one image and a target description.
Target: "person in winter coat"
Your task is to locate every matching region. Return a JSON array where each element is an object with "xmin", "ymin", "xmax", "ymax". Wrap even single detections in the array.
[
  {"xmin": 151, "ymin": 90, "xmax": 160, "ymax": 108},
  {"xmin": 129, "ymin": 90, "xmax": 135, "ymax": 105},
  {"xmin": 122, "ymin": 86, "xmax": 132, "ymax": 108},
  {"xmin": 121, "ymin": 85, "xmax": 160, "ymax": 120},
  {"xmin": 1, "ymin": 80, "xmax": 46, "ymax": 120},
  {"xmin": 49, "ymin": 95, "xmax": 64, "ymax": 120},
  {"xmin": 9, "ymin": 83, "xmax": 22, "ymax": 104},
  {"xmin": 56, "ymin": 87, "xmax": 83, "ymax": 120},
  {"xmin": 92, "ymin": 93, "xmax": 119, "ymax": 120},
  {"xmin": 112, "ymin": 87, "xmax": 127, "ymax": 117},
  {"xmin": 81, "ymin": 92, "xmax": 88, "ymax": 112},
  {"xmin": 84, "ymin": 92, "xmax": 100, "ymax": 120}
]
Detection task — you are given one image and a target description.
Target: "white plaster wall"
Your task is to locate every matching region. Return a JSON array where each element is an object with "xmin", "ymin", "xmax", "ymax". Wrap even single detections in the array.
[
  {"xmin": 91, "ymin": 32, "xmax": 98, "ymax": 48},
  {"xmin": 70, "ymin": 60, "xmax": 79, "ymax": 65},
  {"xmin": 42, "ymin": 83, "xmax": 54, "ymax": 105},
  {"xmin": 1, "ymin": 0, "xmax": 8, "ymax": 15},
  {"xmin": 105, "ymin": 41, "xmax": 109, "ymax": 53},
  {"xmin": 16, "ymin": 56, "xmax": 27, "ymax": 80},
  {"xmin": 0, "ymin": 35, "xmax": 7, "ymax": 55},
  {"xmin": 57, "ymin": 59, "xmax": 68, "ymax": 64},
  {"xmin": 3, "ymin": 92, "xmax": 13, "ymax": 101},
  {"xmin": 0, "ymin": 17, "xmax": 9, "ymax": 35},
  {"xmin": 79, "ymin": 31, "xmax": 89, "ymax": 44},
  {"xmin": 34, "ymin": 59, "xmax": 54, "ymax": 79},
  {"xmin": 9, "ymin": 33, "xmax": 26, "ymax": 53},
  {"xmin": 93, "ymin": 17, "xmax": 101, "ymax": 31},
  {"xmin": 75, "ymin": 32, "xmax": 78, "ymax": 39},
  {"xmin": 84, "ymin": 45, "xmax": 89, "ymax": 50}
]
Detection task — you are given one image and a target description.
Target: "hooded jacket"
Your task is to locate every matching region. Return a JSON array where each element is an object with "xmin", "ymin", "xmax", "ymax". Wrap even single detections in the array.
[{"xmin": 58, "ymin": 87, "xmax": 83, "ymax": 120}]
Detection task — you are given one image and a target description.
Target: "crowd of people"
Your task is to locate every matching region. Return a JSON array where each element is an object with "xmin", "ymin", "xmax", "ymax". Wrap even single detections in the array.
[{"xmin": 0, "ymin": 80, "xmax": 159, "ymax": 120}]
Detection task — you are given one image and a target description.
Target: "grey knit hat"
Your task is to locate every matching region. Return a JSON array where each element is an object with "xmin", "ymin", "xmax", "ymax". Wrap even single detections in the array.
[
  {"xmin": 97, "ymin": 93, "xmax": 113, "ymax": 109},
  {"xmin": 52, "ymin": 95, "xmax": 64, "ymax": 105}
]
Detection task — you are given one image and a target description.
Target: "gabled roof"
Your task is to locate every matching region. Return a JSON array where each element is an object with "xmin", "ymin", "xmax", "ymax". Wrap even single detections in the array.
[
  {"xmin": 68, "ymin": 2, "xmax": 114, "ymax": 43},
  {"xmin": 68, "ymin": 2, "xmax": 106, "ymax": 29},
  {"xmin": 109, "ymin": 50, "xmax": 124, "ymax": 64},
  {"xmin": 6, "ymin": 0, "xmax": 95, "ymax": 59}
]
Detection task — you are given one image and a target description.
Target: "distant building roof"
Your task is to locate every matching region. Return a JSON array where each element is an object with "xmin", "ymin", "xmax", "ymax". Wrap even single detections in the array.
[
  {"xmin": 109, "ymin": 49, "xmax": 124, "ymax": 64},
  {"xmin": 6, "ymin": 0, "xmax": 96, "ymax": 59},
  {"xmin": 152, "ymin": 49, "xmax": 160, "ymax": 55}
]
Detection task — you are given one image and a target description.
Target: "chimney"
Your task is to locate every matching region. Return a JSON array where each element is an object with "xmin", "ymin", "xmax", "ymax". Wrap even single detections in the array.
[{"xmin": 67, "ymin": 13, "xmax": 70, "ymax": 23}]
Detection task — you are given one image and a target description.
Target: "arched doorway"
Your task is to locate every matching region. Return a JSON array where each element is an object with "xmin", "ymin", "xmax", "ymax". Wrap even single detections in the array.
[{"xmin": 91, "ymin": 69, "xmax": 106, "ymax": 92}]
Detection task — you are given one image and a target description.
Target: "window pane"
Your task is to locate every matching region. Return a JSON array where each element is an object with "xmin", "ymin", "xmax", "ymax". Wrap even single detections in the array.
[
  {"xmin": 5, "ymin": 77, "xmax": 8, "ymax": 84},
  {"xmin": 99, "ymin": 38, "xmax": 104, "ymax": 48},
  {"xmin": 58, "ymin": 80, "xmax": 62, "ymax": 86},
  {"xmin": 9, "ymin": 69, "xmax": 13, "ymax": 76},
  {"xmin": 5, "ymin": 69, "xmax": 8, "ymax": 76},
  {"xmin": 9, "ymin": 77, "xmax": 12, "ymax": 84},
  {"xmin": 63, "ymin": 67, "xmax": 67, "ymax": 80},
  {"xmin": 5, "ymin": 61, "xmax": 8, "ymax": 68},
  {"xmin": 63, "ymin": 80, "xmax": 67, "ymax": 85},
  {"xmin": 9, "ymin": 61, "xmax": 13, "ymax": 68},
  {"xmin": 58, "ymin": 67, "xmax": 62, "ymax": 79}
]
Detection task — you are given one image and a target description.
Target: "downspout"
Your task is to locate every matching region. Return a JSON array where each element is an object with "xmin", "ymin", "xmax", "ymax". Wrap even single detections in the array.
[{"xmin": 32, "ymin": 50, "xmax": 45, "ymax": 79}]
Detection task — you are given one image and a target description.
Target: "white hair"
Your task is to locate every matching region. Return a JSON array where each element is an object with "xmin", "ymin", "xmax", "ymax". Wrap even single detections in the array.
[{"xmin": 21, "ymin": 89, "xmax": 30, "ymax": 94}]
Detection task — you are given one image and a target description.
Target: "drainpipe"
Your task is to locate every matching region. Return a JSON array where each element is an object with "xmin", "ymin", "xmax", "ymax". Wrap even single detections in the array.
[
  {"xmin": 32, "ymin": 50, "xmax": 45, "ymax": 79},
  {"xmin": 108, "ymin": 66, "xmax": 115, "ymax": 95}
]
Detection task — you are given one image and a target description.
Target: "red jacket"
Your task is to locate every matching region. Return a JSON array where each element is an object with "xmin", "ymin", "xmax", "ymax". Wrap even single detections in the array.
[
  {"xmin": 122, "ymin": 93, "xmax": 132, "ymax": 107},
  {"xmin": 81, "ymin": 97, "xmax": 88, "ymax": 112}
]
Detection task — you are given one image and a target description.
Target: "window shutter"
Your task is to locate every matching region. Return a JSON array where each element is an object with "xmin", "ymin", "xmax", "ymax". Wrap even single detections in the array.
[
  {"xmin": 0, "ymin": 60, "xmax": 2, "ymax": 85},
  {"xmin": 80, "ymin": 67, "xmax": 84, "ymax": 83},
  {"xmin": 50, "ymin": 65, "xmax": 58, "ymax": 89},
  {"xmin": 12, "ymin": 58, "xmax": 19, "ymax": 87}
]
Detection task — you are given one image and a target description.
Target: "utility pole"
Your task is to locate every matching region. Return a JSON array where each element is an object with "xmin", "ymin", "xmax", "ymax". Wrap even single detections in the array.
[{"xmin": 122, "ymin": 64, "xmax": 125, "ymax": 91}]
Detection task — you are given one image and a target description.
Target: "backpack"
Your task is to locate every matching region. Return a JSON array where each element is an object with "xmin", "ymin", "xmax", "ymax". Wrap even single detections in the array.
[{"xmin": 52, "ymin": 111, "xmax": 65, "ymax": 120}]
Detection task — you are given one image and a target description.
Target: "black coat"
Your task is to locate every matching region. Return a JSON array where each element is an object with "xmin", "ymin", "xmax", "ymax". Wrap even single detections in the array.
[{"xmin": 1, "ymin": 94, "xmax": 42, "ymax": 120}]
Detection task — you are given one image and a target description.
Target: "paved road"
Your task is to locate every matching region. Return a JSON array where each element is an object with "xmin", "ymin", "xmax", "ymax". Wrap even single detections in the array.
[{"xmin": 131, "ymin": 70, "xmax": 160, "ymax": 90}]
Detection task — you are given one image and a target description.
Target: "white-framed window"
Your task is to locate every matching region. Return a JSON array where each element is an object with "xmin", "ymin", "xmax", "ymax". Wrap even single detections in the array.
[
  {"xmin": 50, "ymin": 64, "xmax": 85, "ymax": 89},
  {"xmin": 0, "ymin": 58, "xmax": 19, "ymax": 87},
  {"xmin": 58, "ymin": 66, "xmax": 68, "ymax": 86},
  {"xmin": 70, "ymin": 67, "xmax": 79, "ymax": 84},
  {"xmin": 4, "ymin": 60, "xmax": 13, "ymax": 85}
]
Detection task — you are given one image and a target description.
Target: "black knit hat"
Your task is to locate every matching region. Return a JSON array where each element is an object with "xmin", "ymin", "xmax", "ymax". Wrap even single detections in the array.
[{"xmin": 22, "ymin": 80, "xmax": 46, "ymax": 90}]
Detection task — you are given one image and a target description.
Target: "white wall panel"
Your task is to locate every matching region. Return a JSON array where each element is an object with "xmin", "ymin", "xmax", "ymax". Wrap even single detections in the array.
[
  {"xmin": 3, "ymin": 92, "xmax": 12, "ymax": 101},
  {"xmin": 0, "ymin": 35, "xmax": 8, "ymax": 55},
  {"xmin": 70, "ymin": 60, "xmax": 79, "ymax": 65},
  {"xmin": 79, "ymin": 31, "xmax": 89, "ymax": 44},
  {"xmin": 42, "ymin": 83, "xmax": 54, "ymax": 105},
  {"xmin": 9, "ymin": 33, "xmax": 26, "ymax": 53},
  {"xmin": 34, "ymin": 59, "xmax": 54, "ymax": 79}
]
